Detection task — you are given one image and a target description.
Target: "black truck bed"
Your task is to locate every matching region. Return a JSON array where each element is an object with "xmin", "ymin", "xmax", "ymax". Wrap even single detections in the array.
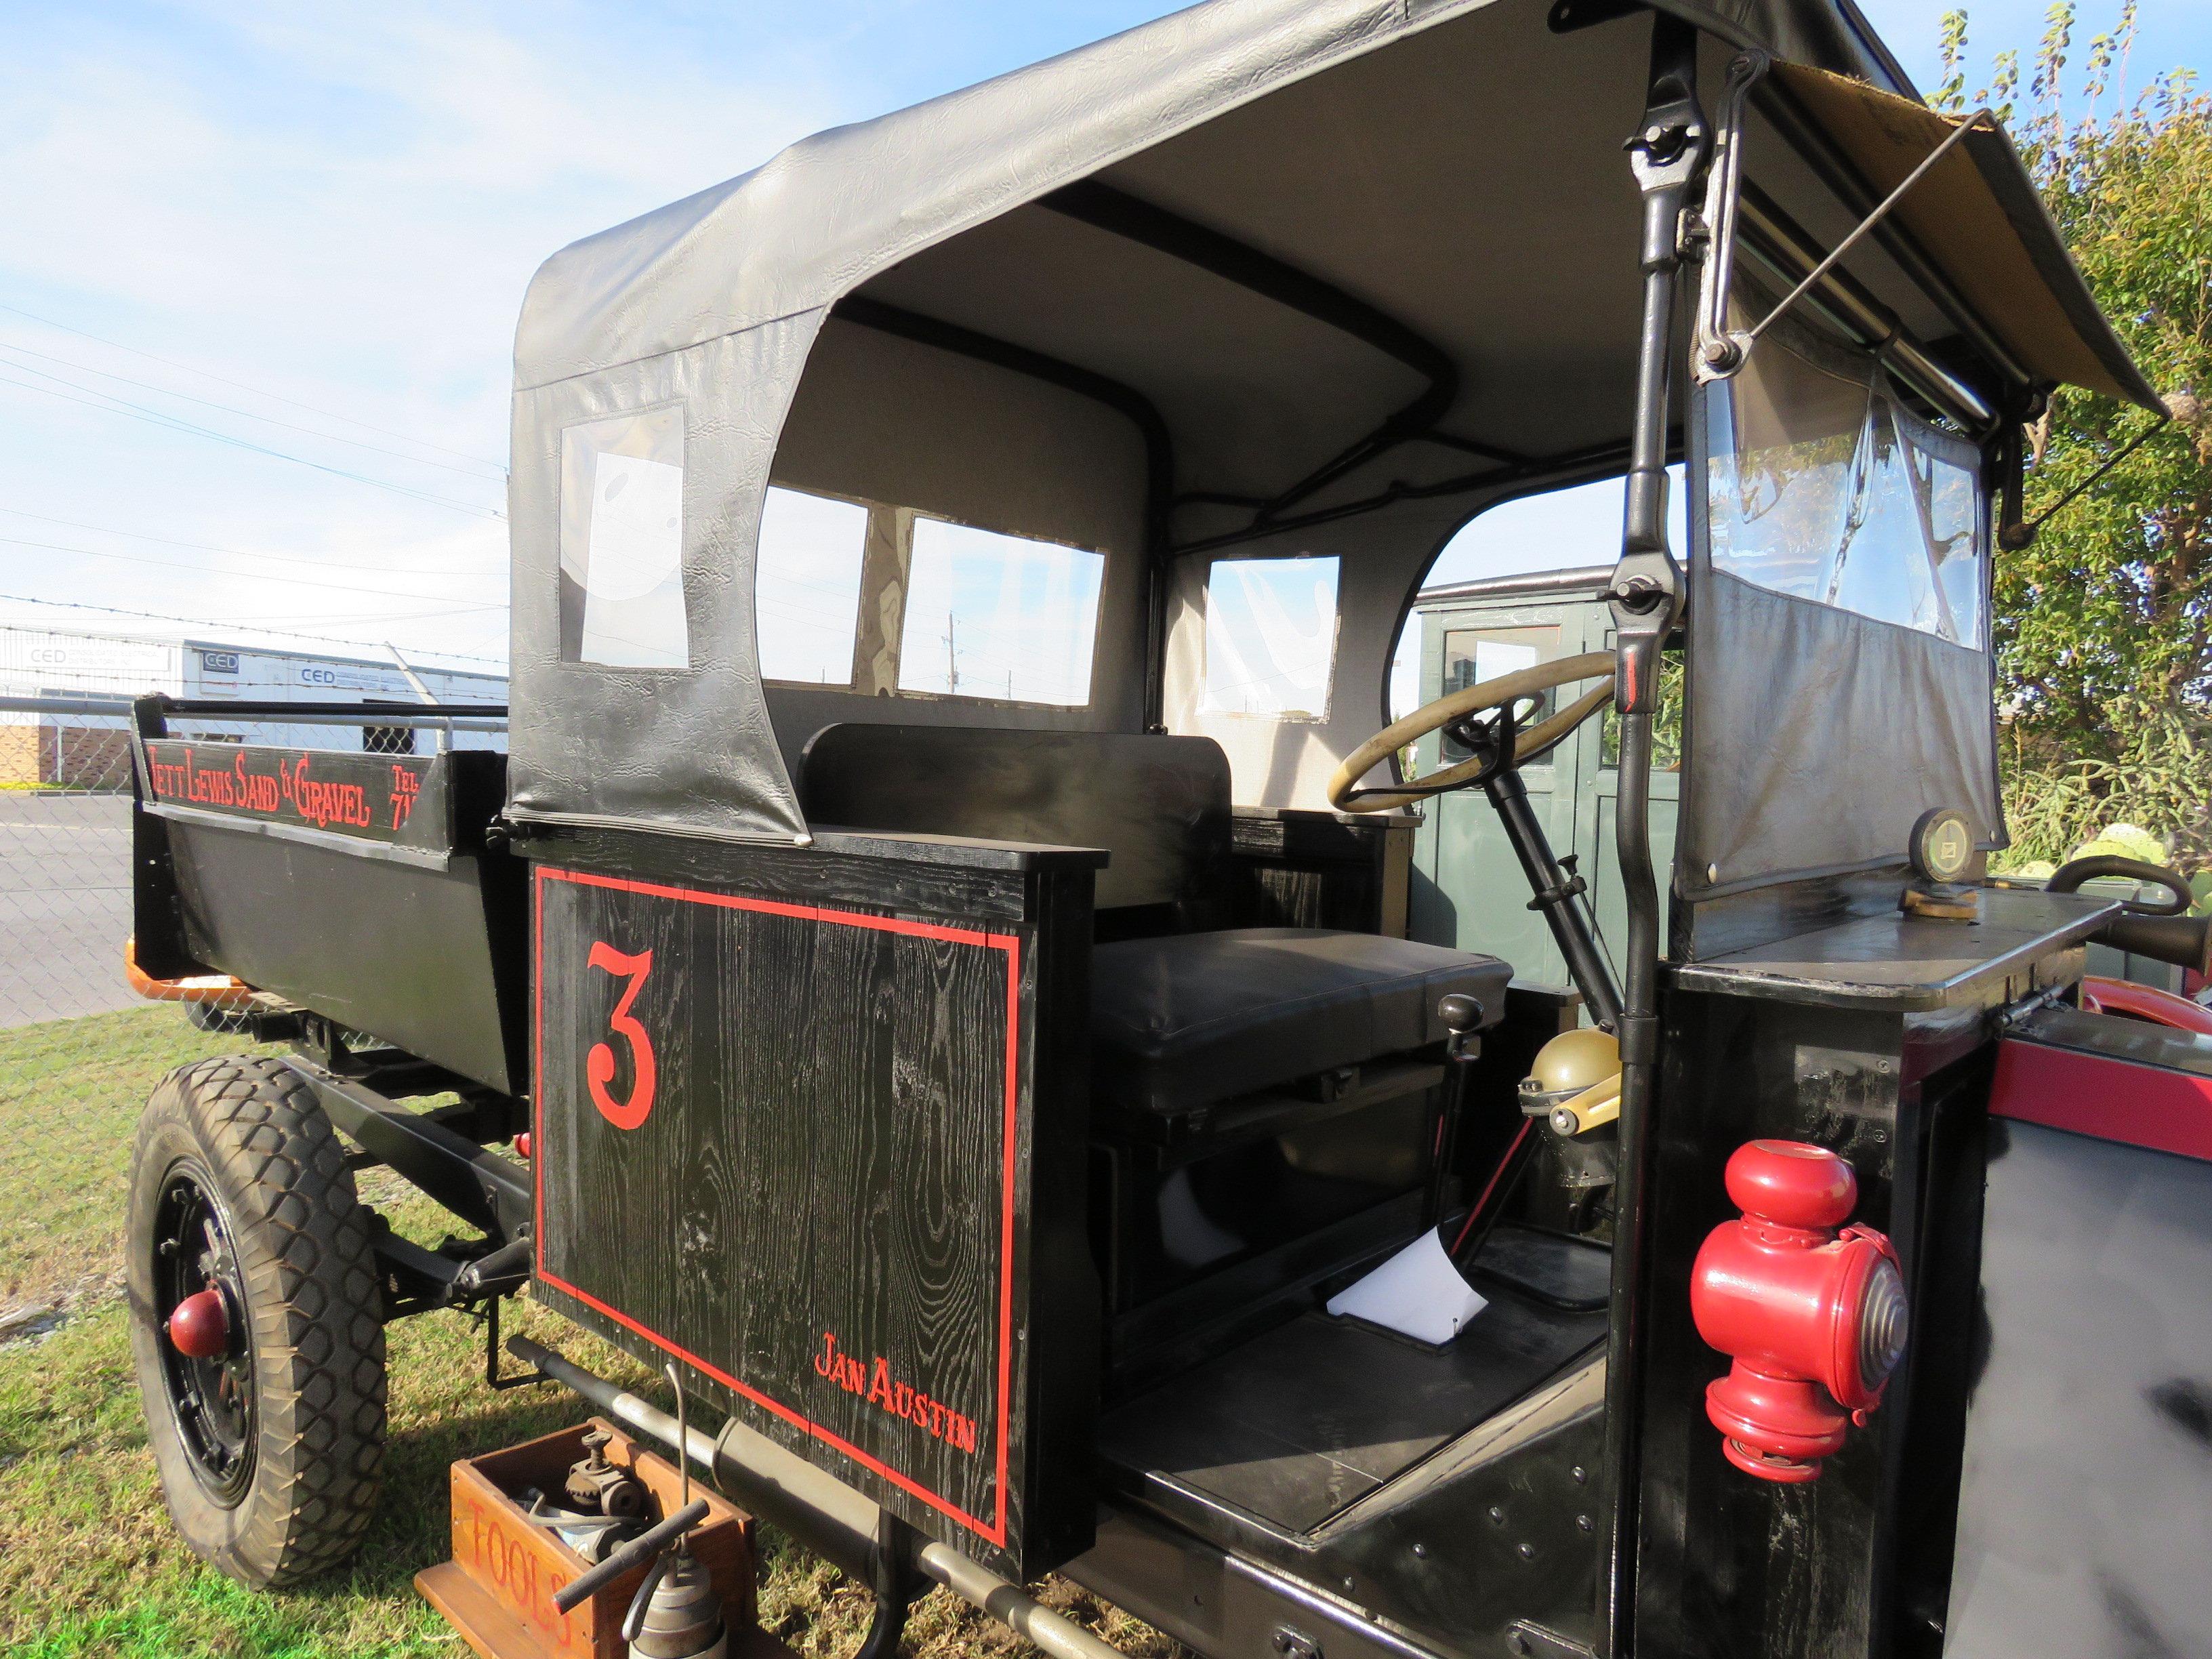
[{"xmin": 136, "ymin": 737, "xmax": 527, "ymax": 1094}]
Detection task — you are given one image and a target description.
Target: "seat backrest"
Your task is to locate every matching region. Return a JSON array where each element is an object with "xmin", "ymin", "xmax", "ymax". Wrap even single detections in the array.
[{"xmin": 798, "ymin": 724, "xmax": 1231, "ymax": 914}]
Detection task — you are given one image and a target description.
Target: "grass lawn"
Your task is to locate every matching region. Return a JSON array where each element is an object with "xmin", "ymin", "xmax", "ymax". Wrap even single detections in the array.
[{"xmin": 0, "ymin": 1007, "xmax": 1177, "ymax": 1659}]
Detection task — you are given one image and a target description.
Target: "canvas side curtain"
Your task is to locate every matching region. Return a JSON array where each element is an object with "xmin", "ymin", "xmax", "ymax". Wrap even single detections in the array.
[
  {"xmin": 1679, "ymin": 300, "xmax": 2002, "ymax": 900},
  {"xmin": 505, "ymin": 314, "xmax": 824, "ymax": 844}
]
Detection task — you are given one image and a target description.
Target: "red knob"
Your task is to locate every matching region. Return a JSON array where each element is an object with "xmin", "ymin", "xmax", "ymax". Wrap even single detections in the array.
[
  {"xmin": 166, "ymin": 1287, "xmax": 230, "ymax": 1359},
  {"xmin": 1690, "ymin": 1141, "xmax": 1905, "ymax": 1483},
  {"xmin": 514, "ymin": 1132, "xmax": 533, "ymax": 1161}
]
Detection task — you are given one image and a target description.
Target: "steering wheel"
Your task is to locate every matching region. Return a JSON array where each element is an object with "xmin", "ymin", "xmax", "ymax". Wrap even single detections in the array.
[{"xmin": 1328, "ymin": 651, "xmax": 1616, "ymax": 814}]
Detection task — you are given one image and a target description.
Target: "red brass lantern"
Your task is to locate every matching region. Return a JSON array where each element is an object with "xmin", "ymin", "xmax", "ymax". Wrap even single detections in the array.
[{"xmin": 1689, "ymin": 1141, "xmax": 1908, "ymax": 1483}]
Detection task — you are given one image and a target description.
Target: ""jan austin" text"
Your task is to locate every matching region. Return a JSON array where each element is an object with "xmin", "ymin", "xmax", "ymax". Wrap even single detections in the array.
[{"xmin": 813, "ymin": 1331, "xmax": 979, "ymax": 1455}]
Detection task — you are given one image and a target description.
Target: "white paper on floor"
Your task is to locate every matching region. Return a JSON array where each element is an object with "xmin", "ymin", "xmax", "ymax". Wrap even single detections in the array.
[{"xmin": 1326, "ymin": 1228, "xmax": 1488, "ymax": 1346}]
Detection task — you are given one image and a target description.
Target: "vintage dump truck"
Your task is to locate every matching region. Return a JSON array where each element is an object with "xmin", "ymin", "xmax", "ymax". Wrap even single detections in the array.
[{"xmin": 121, "ymin": 3, "xmax": 2212, "ymax": 1656}]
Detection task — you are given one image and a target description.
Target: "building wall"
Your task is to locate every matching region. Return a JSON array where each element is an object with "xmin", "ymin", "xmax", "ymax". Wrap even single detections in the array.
[
  {"xmin": 41, "ymin": 727, "xmax": 136, "ymax": 790},
  {"xmin": 0, "ymin": 726, "xmax": 36, "ymax": 787},
  {"xmin": 0, "ymin": 628, "xmax": 181, "ymax": 702}
]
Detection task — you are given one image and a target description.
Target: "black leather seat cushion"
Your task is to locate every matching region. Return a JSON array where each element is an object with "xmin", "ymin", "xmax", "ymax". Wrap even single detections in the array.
[{"xmin": 1091, "ymin": 928, "xmax": 1513, "ymax": 1118}]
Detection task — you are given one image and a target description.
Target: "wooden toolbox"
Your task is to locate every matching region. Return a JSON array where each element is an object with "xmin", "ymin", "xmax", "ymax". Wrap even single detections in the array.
[{"xmin": 416, "ymin": 1417, "xmax": 764, "ymax": 1659}]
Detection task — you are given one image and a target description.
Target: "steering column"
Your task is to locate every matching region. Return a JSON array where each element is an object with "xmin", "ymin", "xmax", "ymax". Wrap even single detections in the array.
[{"xmin": 1328, "ymin": 651, "xmax": 1622, "ymax": 1028}]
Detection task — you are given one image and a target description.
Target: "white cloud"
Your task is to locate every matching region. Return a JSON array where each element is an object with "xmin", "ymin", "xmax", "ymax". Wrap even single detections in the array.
[{"xmin": 0, "ymin": 1, "xmax": 858, "ymax": 665}]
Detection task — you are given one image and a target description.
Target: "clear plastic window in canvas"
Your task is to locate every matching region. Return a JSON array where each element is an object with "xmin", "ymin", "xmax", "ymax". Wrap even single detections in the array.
[
  {"xmin": 558, "ymin": 406, "xmax": 690, "ymax": 669},
  {"xmin": 1703, "ymin": 316, "xmax": 1987, "ymax": 649}
]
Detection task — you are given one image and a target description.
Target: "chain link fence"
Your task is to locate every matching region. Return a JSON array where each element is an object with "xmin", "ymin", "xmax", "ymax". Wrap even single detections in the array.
[
  {"xmin": 3, "ymin": 691, "xmax": 151, "ymax": 1029},
  {"xmin": 0, "ymin": 678, "xmax": 506, "ymax": 1349},
  {"xmin": 1, "ymin": 686, "xmax": 253, "ymax": 1346},
  {"xmin": 1, "ymin": 681, "xmax": 504, "ymax": 1030}
]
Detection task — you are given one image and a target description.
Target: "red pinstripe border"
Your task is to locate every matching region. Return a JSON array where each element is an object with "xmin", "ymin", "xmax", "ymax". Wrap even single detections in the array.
[{"xmin": 530, "ymin": 863, "xmax": 1019, "ymax": 1547}]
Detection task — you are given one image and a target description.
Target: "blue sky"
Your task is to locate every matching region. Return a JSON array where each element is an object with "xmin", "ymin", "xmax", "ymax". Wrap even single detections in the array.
[{"xmin": 1, "ymin": 0, "xmax": 2202, "ymax": 670}]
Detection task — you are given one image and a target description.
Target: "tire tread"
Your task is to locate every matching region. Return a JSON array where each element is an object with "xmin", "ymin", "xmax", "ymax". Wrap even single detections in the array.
[{"xmin": 130, "ymin": 1054, "xmax": 387, "ymax": 1587}]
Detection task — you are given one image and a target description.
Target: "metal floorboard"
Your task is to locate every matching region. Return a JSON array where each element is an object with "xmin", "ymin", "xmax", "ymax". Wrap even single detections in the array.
[{"xmin": 1098, "ymin": 1266, "xmax": 1605, "ymax": 1534}]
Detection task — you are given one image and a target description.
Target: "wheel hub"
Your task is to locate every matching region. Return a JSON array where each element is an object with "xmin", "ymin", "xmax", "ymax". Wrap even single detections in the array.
[
  {"xmin": 166, "ymin": 1286, "xmax": 230, "ymax": 1359},
  {"xmin": 152, "ymin": 1166, "xmax": 256, "ymax": 1504}
]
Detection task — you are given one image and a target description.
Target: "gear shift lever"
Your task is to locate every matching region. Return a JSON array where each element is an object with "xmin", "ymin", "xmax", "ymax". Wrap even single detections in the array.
[{"xmin": 1423, "ymin": 993, "xmax": 1486, "ymax": 1225}]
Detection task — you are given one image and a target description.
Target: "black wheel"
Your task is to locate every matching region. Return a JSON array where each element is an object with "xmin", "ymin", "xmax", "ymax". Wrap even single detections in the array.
[{"xmin": 127, "ymin": 1056, "xmax": 387, "ymax": 1587}]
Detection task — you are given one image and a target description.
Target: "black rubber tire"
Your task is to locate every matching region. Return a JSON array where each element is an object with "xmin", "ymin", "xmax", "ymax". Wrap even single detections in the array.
[{"xmin": 127, "ymin": 1055, "xmax": 387, "ymax": 1588}]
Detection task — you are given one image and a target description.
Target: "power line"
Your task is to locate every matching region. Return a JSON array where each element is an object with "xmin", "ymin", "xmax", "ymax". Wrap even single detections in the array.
[
  {"xmin": 0, "ymin": 535, "xmax": 513, "ymax": 607},
  {"xmin": 0, "ymin": 340, "xmax": 508, "ymax": 482},
  {"xmin": 0, "ymin": 591, "xmax": 507, "ymax": 665},
  {"xmin": 249, "ymin": 602, "xmax": 508, "ymax": 628},
  {"xmin": 0, "ymin": 506, "xmax": 506, "ymax": 580},
  {"xmin": 0, "ymin": 370, "xmax": 506, "ymax": 522},
  {"xmin": 0, "ymin": 299, "xmax": 507, "ymax": 470},
  {"xmin": 0, "ymin": 363, "xmax": 507, "ymax": 520}
]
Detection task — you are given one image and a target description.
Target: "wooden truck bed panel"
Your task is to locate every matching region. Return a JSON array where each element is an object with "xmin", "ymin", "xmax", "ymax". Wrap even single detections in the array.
[{"xmin": 524, "ymin": 829, "xmax": 1102, "ymax": 1581}]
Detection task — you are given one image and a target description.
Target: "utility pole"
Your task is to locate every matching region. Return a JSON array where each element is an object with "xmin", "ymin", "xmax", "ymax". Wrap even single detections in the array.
[{"xmin": 943, "ymin": 611, "xmax": 959, "ymax": 694}]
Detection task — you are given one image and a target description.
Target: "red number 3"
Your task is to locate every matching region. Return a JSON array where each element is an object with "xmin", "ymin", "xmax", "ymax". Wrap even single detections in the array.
[{"xmin": 586, "ymin": 942, "xmax": 657, "ymax": 1130}]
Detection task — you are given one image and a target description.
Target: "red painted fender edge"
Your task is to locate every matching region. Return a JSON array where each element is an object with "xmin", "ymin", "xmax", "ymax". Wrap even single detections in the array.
[
  {"xmin": 2079, "ymin": 975, "xmax": 2212, "ymax": 1035},
  {"xmin": 1992, "ymin": 1038, "xmax": 2212, "ymax": 1162}
]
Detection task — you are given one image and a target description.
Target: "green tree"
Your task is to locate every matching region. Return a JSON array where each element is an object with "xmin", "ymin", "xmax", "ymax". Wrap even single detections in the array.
[{"xmin": 1938, "ymin": 4, "xmax": 2212, "ymax": 865}]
